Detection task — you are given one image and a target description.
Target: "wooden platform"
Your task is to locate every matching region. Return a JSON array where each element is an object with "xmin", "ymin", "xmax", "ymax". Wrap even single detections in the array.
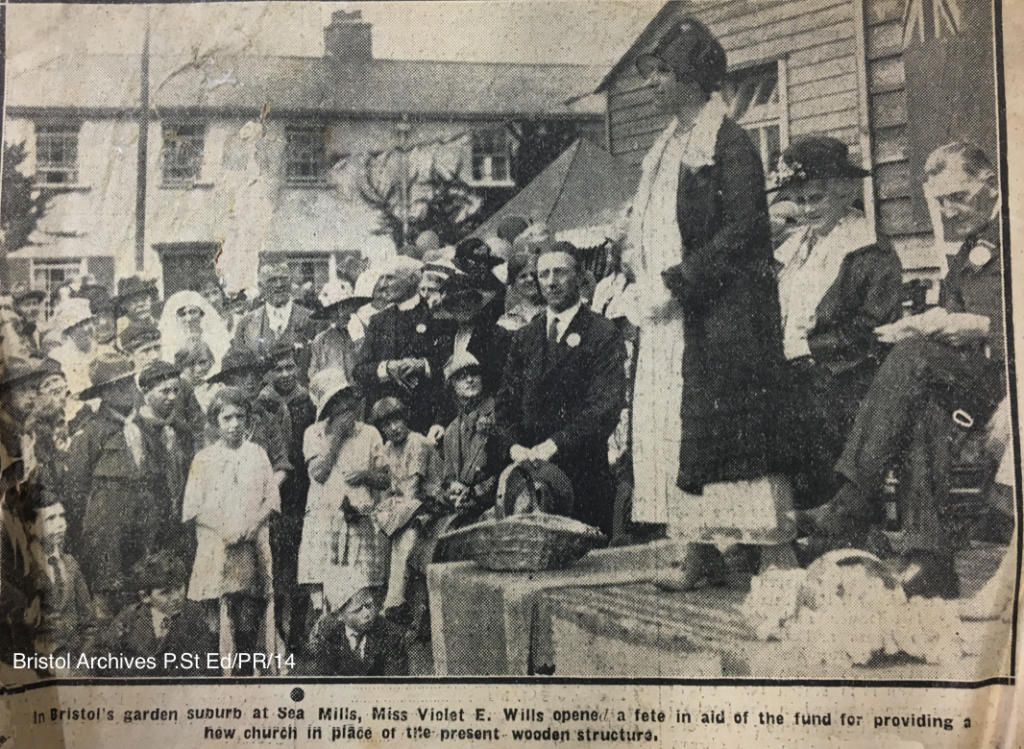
[
  {"xmin": 541, "ymin": 583, "xmax": 1013, "ymax": 680},
  {"xmin": 426, "ymin": 541, "xmax": 1014, "ymax": 679}
]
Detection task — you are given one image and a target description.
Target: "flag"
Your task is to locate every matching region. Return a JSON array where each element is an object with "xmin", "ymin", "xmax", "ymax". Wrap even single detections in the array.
[{"xmin": 902, "ymin": 0, "xmax": 963, "ymax": 49}]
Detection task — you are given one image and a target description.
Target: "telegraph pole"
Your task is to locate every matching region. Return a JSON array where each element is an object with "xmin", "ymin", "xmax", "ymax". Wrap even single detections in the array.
[{"xmin": 134, "ymin": 9, "xmax": 151, "ymax": 271}]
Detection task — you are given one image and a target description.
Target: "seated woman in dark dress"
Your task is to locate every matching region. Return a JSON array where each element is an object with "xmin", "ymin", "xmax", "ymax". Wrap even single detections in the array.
[{"xmin": 769, "ymin": 136, "xmax": 903, "ymax": 509}]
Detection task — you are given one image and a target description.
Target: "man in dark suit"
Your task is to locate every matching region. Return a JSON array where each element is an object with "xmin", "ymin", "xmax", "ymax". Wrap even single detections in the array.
[
  {"xmin": 232, "ymin": 263, "xmax": 314, "ymax": 377},
  {"xmin": 352, "ymin": 258, "xmax": 450, "ymax": 436},
  {"xmin": 497, "ymin": 242, "xmax": 626, "ymax": 536}
]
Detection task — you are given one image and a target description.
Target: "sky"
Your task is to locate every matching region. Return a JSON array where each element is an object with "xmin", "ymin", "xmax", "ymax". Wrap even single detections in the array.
[{"xmin": 7, "ymin": 1, "xmax": 665, "ymax": 72}]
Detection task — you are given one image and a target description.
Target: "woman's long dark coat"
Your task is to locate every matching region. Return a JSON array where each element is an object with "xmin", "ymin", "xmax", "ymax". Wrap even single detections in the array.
[{"xmin": 660, "ymin": 117, "xmax": 787, "ymax": 492}]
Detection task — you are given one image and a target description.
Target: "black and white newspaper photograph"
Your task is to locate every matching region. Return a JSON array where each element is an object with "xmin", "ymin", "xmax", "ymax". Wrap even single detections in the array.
[{"xmin": 0, "ymin": 0, "xmax": 1020, "ymax": 746}]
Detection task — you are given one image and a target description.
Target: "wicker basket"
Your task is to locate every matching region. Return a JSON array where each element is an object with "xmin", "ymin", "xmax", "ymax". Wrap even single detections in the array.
[{"xmin": 439, "ymin": 462, "xmax": 607, "ymax": 571}]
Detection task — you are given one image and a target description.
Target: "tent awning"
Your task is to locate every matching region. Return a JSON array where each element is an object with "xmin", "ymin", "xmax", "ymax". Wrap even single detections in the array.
[{"xmin": 474, "ymin": 138, "xmax": 639, "ymax": 247}]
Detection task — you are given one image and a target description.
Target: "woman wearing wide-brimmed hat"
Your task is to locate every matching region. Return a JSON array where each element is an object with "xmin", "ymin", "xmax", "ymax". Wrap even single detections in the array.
[
  {"xmin": 431, "ymin": 274, "xmax": 511, "ymax": 420},
  {"xmin": 768, "ymin": 136, "xmax": 903, "ymax": 511},
  {"xmin": 623, "ymin": 19, "xmax": 794, "ymax": 586},
  {"xmin": 113, "ymin": 276, "xmax": 159, "ymax": 336},
  {"xmin": 297, "ymin": 368, "xmax": 390, "ymax": 616},
  {"xmin": 307, "ymin": 284, "xmax": 371, "ymax": 381}
]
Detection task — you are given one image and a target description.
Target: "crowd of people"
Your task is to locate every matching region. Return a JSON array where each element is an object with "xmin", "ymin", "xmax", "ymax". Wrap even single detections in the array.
[{"xmin": 0, "ymin": 18, "xmax": 1014, "ymax": 679}]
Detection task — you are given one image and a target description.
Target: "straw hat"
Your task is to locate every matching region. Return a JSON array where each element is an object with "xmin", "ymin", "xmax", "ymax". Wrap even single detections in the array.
[
  {"xmin": 443, "ymin": 351, "xmax": 482, "ymax": 383},
  {"xmin": 309, "ymin": 367, "xmax": 360, "ymax": 420},
  {"xmin": 51, "ymin": 298, "xmax": 95, "ymax": 334}
]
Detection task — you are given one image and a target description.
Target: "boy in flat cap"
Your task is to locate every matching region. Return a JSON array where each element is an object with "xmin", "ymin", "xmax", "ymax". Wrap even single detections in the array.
[{"xmin": 119, "ymin": 321, "xmax": 163, "ymax": 374}]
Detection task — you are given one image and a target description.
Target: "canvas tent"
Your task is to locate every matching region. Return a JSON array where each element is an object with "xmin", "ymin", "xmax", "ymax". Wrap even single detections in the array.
[{"xmin": 474, "ymin": 138, "xmax": 640, "ymax": 248}]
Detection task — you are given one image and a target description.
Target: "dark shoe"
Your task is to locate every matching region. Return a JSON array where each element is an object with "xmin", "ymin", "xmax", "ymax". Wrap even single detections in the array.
[
  {"xmin": 898, "ymin": 551, "xmax": 960, "ymax": 599},
  {"xmin": 653, "ymin": 542, "xmax": 725, "ymax": 592}
]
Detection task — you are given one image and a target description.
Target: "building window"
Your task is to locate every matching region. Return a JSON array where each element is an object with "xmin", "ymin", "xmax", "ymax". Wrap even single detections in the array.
[
  {"xmin": 161, "ymin": 123, "xmax": 205, "ymax": 185},
  {"xmin": 470, "ymin": 128, "xmax": 514, "ymax": 186},
  {"xmin": 724, "ymin": 63, "xmax": 786, "ymax": 174},
  {"xmin": 281, "ymin": 254, "xmax": 330, "ymax": 303},
  {"xmin": 35, "ymin": 123, "xmax": 80, "ymax": 185},
  {"xmin": 31, "ymin": 258, "xmax": 86, "ymax": 319},
  {"xmin": 285, "ymin": 126, "xmax": 327, "ymax": 185}
]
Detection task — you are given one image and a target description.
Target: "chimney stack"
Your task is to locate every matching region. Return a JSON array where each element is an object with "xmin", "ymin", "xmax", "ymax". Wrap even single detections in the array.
[{"xmin": 324, "ymin": 10, "xmax": 373, "ymax": 62}]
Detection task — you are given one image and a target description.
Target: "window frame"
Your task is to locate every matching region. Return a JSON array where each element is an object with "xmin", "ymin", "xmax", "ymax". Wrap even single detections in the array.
[
  {"xmin": 34, "ymin": 121, "xmax": 81, "ymax": 187},
  {"xmin": 284, "ymin": 124, "xmax": 329, "ymax": 186},
  {"xmin": 468, "ymin": 127, "xmax": 515, "ymax": 187},
  {"xmin": 160, "ymin": 122, "xmax": 207, "ymax": 187},
  {"xmin": 723, "ymin": 59, "xmax": 789, "ymax": 177},
  {"xmin": 30, "ymin": 257, "xmax": 87, "ymax": 320}
]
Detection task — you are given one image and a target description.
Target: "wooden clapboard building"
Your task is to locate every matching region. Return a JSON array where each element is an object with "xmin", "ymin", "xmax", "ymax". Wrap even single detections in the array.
[{"xmin": 596, "ymin": 0, "xmax": 999, "ymax": 281}]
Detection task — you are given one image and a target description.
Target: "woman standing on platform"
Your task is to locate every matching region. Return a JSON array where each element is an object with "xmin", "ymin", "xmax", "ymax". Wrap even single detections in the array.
[{"xmin": 623, "ymin": 19, "xmax": 795, "ymax": 586}]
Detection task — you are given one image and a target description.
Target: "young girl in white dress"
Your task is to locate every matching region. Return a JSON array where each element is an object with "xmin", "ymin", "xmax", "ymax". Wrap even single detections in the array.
[{"xmin": 182, "ymin": 386, "xmax": 280, "ymax": 674}]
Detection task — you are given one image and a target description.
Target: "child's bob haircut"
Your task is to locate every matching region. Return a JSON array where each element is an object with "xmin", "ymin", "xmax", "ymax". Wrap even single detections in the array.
[{"xmin": 206, "ymin": 386, "xmax": 253, "ymax": 427}]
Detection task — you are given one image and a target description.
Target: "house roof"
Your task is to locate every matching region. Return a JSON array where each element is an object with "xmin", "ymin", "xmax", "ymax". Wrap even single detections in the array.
[
  {"xmin": 595, "ymin": 0, "xmax": 685, "ymax": 93},
  {"xmin": 8, "ymin": 53, "xmax": 606, "ymax": 119},
  {"xmin": 473, "ymin": 138, "xmax": 640, "ymax": 247}
]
